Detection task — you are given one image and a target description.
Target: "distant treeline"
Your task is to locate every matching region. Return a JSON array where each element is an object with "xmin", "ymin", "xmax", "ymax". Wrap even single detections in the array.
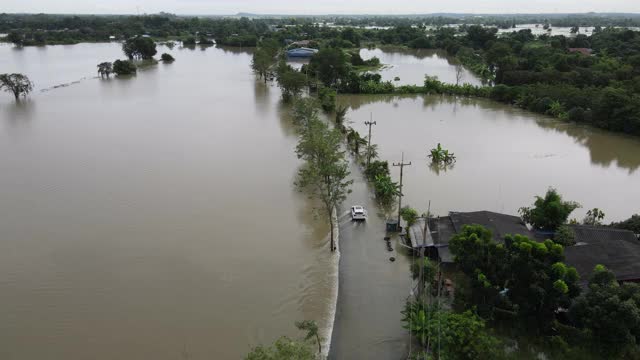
[{"xmin": 2, "ymin": 13, "xmax": 640, "ymax": 46}]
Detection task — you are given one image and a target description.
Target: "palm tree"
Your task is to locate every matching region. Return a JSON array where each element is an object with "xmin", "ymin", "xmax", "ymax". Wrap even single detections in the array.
[
  {"xmin": 295, "ymin": 320, "xmax": 322, "ymax": 354},
  {"xmin": 373, "ymin": 174, "xmax": 400, "ymax": 203},
  {"xmin": 97, "ymin": 62, "xmax": 113, "ymax": 78}
]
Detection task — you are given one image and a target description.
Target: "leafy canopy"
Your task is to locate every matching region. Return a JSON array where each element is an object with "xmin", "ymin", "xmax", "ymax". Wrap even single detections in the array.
[{"xmin": 519, "ymin": 187, "xmax": 581, "ymax": 231}]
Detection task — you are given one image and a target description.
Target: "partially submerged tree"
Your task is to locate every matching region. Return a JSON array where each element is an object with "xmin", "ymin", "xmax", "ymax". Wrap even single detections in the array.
[
  {"xmin": 245, "ymin": 337, "xmax": 315, "ymax": 360},
  {"xmin": 519, "ymin": 188, "xmax": 581, "ymax": 231},
  {"xmin": 112, "ymin": 60, "xmax": 137, "ymax": 76},
  {"xmin": 97, "ymin": 62, "xmax": 113, "ymax": 78},
  {"xmin": 0, "ymin": 73, "xmax": 34, "ymax": 100},
  {"xmin": 7, "ymin": 31, "xmax": 23, "ymax": 46},
  {"xmin": 276, "ymin": 64, "xmax": 307, "ymax": 101},
  {"xmin": 160, "ymin": 53, "xmax": 175, "ymax": 62},
  {"xmin": 428, "ymin": 143, "xmax": 456, "ymax": 165},
  {"xmin": 295, "ymin": 320, "xmax": 322, "ymax": 355},
  {"xmin": 122, "ymin": 36, "xmax": 157, "ymax": 60}
]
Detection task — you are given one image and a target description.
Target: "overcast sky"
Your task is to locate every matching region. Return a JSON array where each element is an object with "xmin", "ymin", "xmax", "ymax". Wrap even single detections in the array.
[{"xmin": 3, "ymin": 0, "xmax": 639, "ymax": 15}]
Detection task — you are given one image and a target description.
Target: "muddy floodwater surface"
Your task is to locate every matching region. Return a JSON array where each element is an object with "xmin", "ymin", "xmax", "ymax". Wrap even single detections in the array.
[{"xmin": 342, "ymin": 94, "xmax": 640, "ymax": 222}]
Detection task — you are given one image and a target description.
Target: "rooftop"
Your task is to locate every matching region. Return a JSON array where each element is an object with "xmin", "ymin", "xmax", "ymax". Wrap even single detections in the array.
[
  {"xmin": 565, "ymin": 225, "xmax": 640, "ymax": 283},
  {"xmin": 449, "ymin": 211, "xmax": 534, "ymax": 243}
]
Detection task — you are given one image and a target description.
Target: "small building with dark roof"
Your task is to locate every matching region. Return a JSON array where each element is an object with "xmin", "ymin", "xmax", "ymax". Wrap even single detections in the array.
[
  {"xmin": 406, "ymin": 211, "xmax": 640, "ymax": 286},
  {"xmin": 564, "ymin": 225, "xmax": 640, "ymax": 285},
  {"xmin": 406, "ymin": 211, "xmax": 534, "ymax": 264}
]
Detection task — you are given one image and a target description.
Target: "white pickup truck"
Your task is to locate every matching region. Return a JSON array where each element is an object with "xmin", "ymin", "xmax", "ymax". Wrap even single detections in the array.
[{"xmin": 351, "ymin": 206, "xmax": 367, "ymax": 221}]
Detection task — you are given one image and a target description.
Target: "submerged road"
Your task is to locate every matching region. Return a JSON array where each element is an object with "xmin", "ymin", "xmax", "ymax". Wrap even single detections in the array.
[{"xmin": 329, "ymin": 158, "xmax": 414, "ymax": 359}]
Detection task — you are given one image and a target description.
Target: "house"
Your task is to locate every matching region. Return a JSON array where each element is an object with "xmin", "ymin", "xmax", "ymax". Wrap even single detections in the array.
[
  {"xmin": 564, "ymin": 225, "xmax": 640, "ymax": 285},
  {"xmin": 406, "ymin": 211, "xmax": 534, "ymax": 264},
  {"xmin": 568, "ymin": 48, "xmax": 593, "ymax": 56},
  {"xmin": 406, "ymin": 211, "xmax": 640, "ymax": 286}
]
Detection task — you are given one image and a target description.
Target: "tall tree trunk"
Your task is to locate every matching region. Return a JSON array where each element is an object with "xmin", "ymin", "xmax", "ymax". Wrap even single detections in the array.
[
  {"xmin": 329, "ymin": 215, "xmax": 335, "ymax": 252},
  {"xmin": 13, "ymin": 91, "xmax": 19, "ymax": 100},
  {"xmin": 315, "ymin": 333, "xmax": 322, "ymax": 354}
]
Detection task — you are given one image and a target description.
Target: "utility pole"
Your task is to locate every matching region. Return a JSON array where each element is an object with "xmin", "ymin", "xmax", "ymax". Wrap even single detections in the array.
[
  {"xmin": 393, "ymin": 152, "xmax": 411, "ymax": 230},
  {"xmin": 365, "ymin": 113, "xmax": 376, "ymax": 168}
]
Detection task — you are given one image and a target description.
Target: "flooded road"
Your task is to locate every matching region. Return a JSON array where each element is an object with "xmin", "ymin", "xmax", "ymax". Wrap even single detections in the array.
[
  {"xmin": 342, "ymin": 94, "xmax": 640, "ymax": 223},
  {"xmin": 360, "ymin": 48, "xmax": 483, "ymax": 86},
  {"xmin": 330, "ymin": 156, "xmax": 413, "ymax": 359},
  {"xmin": 0, "ymin": 43, "xmax": 336, "ymax": 360}
]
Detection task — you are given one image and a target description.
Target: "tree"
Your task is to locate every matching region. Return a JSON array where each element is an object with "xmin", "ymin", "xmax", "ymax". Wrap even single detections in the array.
[
  {"xmin": 402, "ymin": 303, "xmax": 504, "ymax": 360},
  {"xmin": 294, "ymin": 100, "xmax": 353, "ymax": 252},
  {"xmin": 450, "ymin": 225, "xmax": 580, "ymax": 325},
  {"xmin": 295, "ymin": 320, "xmax": 321, "ymax": 355},
  {"xmin": 569, "ymin": 265, "xmax": 640, "ymax": 358},
  {"xmin": 112, "ymin": 60, "xmax": 137, "ymax": 75},
  {"xmin": 519, "ymin": 188, "xmax": 581, "ymax": 231},
  {"xmin": 252, "ymin": 48, "xmax": 276, "ymax": 82},
  {"xmin": 429, "ymin": 143, "xmax": 456, "ymax": 165},
  {"xmin": 160, "ymin": 53, "xmax": 175, "ymax": 62},
  {"xmin": 372, "ymin": 174, "xmax": 399, "ymax": 205},
  {"xmin": 309, "ymin": 48, "xmax": 351, "ymax": 87},
  {"xmin": 245, "ymin": 337, "xmax": 315, "ymax": 360},
  {"xmin": 122, "ymin": 36, "xmax": 157, "ymax": 60},
  {"xmin": 583, "ymin": 208, "xmax": 605, "ymax": 226},
  {"xmin": 611, "ymin": 214, "xmax": 640, "ymax": 234},
  {"xmin": 0, "ymin": 73, "xmax": 34, "ymax": 100},
  {"xmin": 7, "ymin": 31, "xmax": 23, "ymax": 46},
  {"xmin": 554, "ymin": 225, "xmax": 576, "ymax": 246},
  {"xmin": 97, "ymin": 62, "xmax": 113, "ymax": 78},
  {"xmin": 428, "ymin": 310, "xmax": 503, "ymax": 360},
  {"xmin": 276, "ymin": 64, "xmax": 307, "ymax": 101},
  {"xmin": 400, "ymin": 206, "xmax": 420, "ymax": 229},
  {"xmin": 455, "ymin": 64, "xmax": 464, "ymax": 85}
]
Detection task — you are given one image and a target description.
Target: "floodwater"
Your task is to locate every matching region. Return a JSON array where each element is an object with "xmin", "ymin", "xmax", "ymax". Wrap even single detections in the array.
[
  {"xmin": 342, "ymin": 94, "xmax": 640, "ymax": 223},
  {"xmin": 360, "ymin": 48, "xmax": 483, "ymax": 86},
  {"xmin": 0, "ymin": 43, "xmax": 336, "ymax": 360}
]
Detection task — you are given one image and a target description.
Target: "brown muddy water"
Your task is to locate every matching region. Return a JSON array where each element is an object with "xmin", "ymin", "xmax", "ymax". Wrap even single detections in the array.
[
  {"xmin": 0, "ymin": 43, "xmax": 336, "ymax": 360},
  {"xmin": 342, "ymin": 94, "xmax": 640, "ymax": 223}
]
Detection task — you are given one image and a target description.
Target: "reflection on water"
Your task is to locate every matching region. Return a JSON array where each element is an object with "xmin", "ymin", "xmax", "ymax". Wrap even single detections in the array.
[
  {"xmin": 535, "ymin": 120, "xmax": 640, "ymax": 174},
  {"xmin": 360, "ymin": 48, "xmax": 483, "ymax": 86},
  {"xmin": 341, "ymin": 94, "xmax": 640, "ymax": 222},
  {"xmin": 0, "ymin": 43, "xmax": 335, "ymax": 360}
]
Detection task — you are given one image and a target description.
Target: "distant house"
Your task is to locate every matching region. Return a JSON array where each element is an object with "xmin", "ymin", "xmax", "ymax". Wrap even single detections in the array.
[
  {"xmin": 568, "ymin": 48, "xmax": 593, "ymax": 56},
  {"xmin": 564, "ymin": 225, "xmax": 640, "ymax": 285},
  {"xmin": 407, "ymin": 211, "xmax": 640, "ymax": 286}
]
